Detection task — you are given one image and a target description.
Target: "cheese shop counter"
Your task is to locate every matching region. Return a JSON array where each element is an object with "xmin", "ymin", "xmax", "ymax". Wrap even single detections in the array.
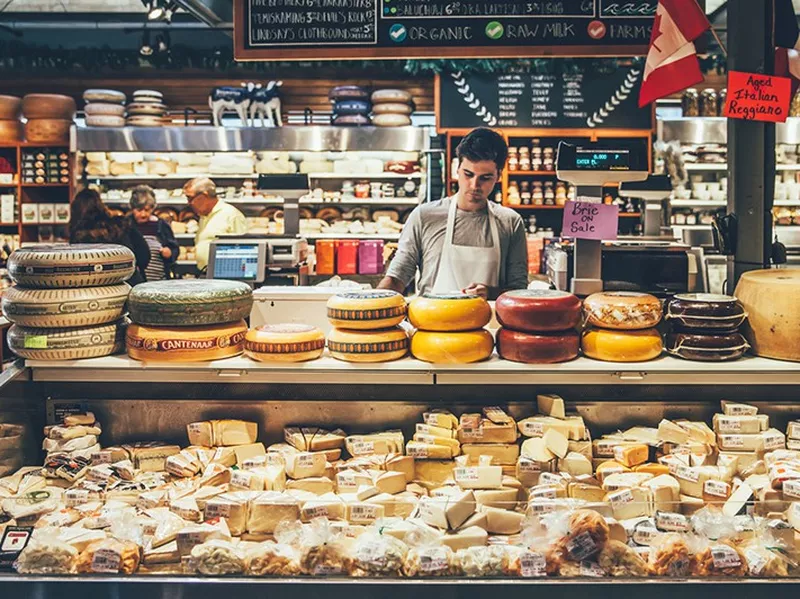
[{"xmin": 22, "ymin": 353, "xmax": 800, "ymax": 386}]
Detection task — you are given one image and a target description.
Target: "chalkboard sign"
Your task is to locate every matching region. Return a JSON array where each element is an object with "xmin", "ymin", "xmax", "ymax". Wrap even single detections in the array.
[
  {"xmin": 234, "ymin": 0, "xmax": 657, "ymax": 61},
  {"xmin": 437, "ymin": 62, "xmax": 653, "ymax": 130}
]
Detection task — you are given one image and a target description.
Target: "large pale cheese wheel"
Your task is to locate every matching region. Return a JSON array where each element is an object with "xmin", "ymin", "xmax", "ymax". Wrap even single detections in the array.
[
  {"xmin": 84, "ymin": 103, "xmax": 126, "ymax": 117},
  {"xmin": 583, "ymin": 291, "xmax": 663, "ymax": 330},
  {"xmin": 83, "ymin": 89, "xmax": 126, "ymax": 104},
  {"xmin": 128, "ymin": 280, "xmax": 253, "ymax": 327},
  {"xmin": 127, "ymin": 320, "xmax": 247, "ymax": 362},
  {"xmin": 85, "ymin": 115, "xmax": 126, "ymax": 128},
  {"xmin": 496, "ymin": 327, "xmax": 579, "ymax": 364},
  {"xmin": 8, "ymin": 244, "xmax": 136, "ymax": 288},
  {"xmin": 9, "ymin": 320, "xmax": 126, "ymax": 361},
  {"xmin": 495, "ymin": 289, "xmax": 581, "ymax": 333},
  {"xmin": 244, "ymin": 324, "xmax": 325, "ymax": 363},
  {"xmin": 411, "ymin": 329, "xmax": 494, "ymax": 364},
  {"xmin": 327, "ymin": 326, "xmax": 409, "ymax": 363},
  {"xmin": 2, "ymin": 283, "xmax": 130, "ymax": 328},
  {"xmin": 372, "ymin": 103, "xmax": 413, "ymax": 116},
  {"xmin": 372, "ymin": 114, "xmax": 412, "ymax": 127},
  {"xmin": 408, "ymin": 293, "xmax": 491, "ymax": 332},
  {"xmin": 735, "ymin": 269, "xmax": 800, "ymax": 362},
  {"xmin": 665, "ymin": 293, "xmax": 747, "ymax": 333},
  {"xmin": 371, "ymin": 89, "xmax": 413, "ymax": 104},
  {"xmin": 326, "ymin": 290, "xmax": 406, "ymax": 330},
  {"xmin": 581, "ymin": 327, "xmax": 663, "ymax": 362}
]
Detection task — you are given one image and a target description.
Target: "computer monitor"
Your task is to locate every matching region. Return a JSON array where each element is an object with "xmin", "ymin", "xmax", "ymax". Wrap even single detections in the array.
[{"xmin": 207, "ymin": 240, "xmax": 268, "ymax": 283}]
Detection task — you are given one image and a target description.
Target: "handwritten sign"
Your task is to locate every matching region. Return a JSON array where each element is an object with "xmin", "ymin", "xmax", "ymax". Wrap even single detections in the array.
[
  {"xmin": 562, "ymin": 201, "xmax": 619, "ymax": 240},
  {"xmin": 724, "ymin": 71, "xmax": 792, "ymax": 123}
]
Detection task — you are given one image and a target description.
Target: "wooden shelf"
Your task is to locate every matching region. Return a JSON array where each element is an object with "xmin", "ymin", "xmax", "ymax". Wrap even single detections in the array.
[
  {"xmin": 504, "ymin": 204, "xmax": 565, "ymax": 209},
  {"xmin": 508, "ymin": 170, "xmax": 557, "ymax": 176},
  {"xmin": 620, "ymin": 213, "xmax": 642, "ymax": 217},
  {"xmin": 21, "ymin": 184, "xmax": 69, "ymax": 188}
]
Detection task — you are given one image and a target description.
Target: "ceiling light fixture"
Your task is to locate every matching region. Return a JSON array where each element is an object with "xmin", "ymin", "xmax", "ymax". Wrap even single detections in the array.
[{"xmin": 145, "ymin": 0, "xmax": 178, "ymax": 22}]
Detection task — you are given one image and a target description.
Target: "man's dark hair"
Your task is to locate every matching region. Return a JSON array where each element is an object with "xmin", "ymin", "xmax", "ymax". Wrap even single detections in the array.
[{"xmin": 456, "ymin": 127, "xmax": 508, "ymax": 172}]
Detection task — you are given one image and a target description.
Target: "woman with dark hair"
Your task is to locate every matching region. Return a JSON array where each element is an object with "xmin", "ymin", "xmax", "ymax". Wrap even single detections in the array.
[
  {"xmin": 126, "ymin": 185, "xmax": 179, "ymax": 281},
  {"xmin": 69, "ymin": 188, "xmax": 150, "ymax": 286}
]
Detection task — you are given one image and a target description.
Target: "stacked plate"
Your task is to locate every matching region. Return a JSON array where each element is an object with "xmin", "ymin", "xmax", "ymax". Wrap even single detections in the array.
[
  {"xmin": 126, "ymin": 90, "xmax": 169, "ymax": 127},
  {"xmin": 83, "ymin": 89, "xmax": 126, "ymax": 128}
]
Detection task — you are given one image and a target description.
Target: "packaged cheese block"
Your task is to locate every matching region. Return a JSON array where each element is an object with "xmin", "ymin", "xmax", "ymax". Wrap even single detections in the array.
[
  {"xmin": 583, "ymin": 291, "xmax": 663, "ymax": 330},
  {"xmin": 665, "ymin": 293, "xmax": 747, "ymax": 333},
  {"xmin": 495, "ymin": 289, "xmax": 582, "ymax": 333},
  {"xmin": 2, "ymin": 283, "xmax": 130, "ymax": 328},
  {"xmin": 721, "ymin": 401, "xmax": 758, "ymax": 416},
  {"xmin": 247, "ymin": 492, "xmax": 300, "ymax": 534},
  {"xmin": 581, "ymin": 327, "xmax": 663, "ymax": 362},
  {"xmin": 211, "ymin": 420, "xmax": 258, "ymax": 446},
  {"xmin": 284, "ymin": 451, "xmax": 327, "ymax": 479},
  {"xmin": 7, "ymin": 244, "xmax": 135, "ymax": 288},
  {"xmin": 458, "ymin": 414, "xmax": 517, "ymax": 444},
  {"xmin": 454, "ymin": 465, "xmax": 503, "ymax": 489},
  {"xmin": 126, "ymin": 320, "xmax": 247, "ymax": 362},
  {"xmin": 244, "ymin": 324, "xmax": 325, "ymax": 362},
  {"xmin": 496, "ymin": 327, "xmax": 579, "ymax": 364},
  {"xmin": 284, "ymin": 427, "xmax": 346, "ymax": 451},
  {"xmin": 422, "ymin": 410, "xmax": 459, "ymax": 430},
  {"xmin": 642, "ymin": 474, "xmax": 681, "ymax": 512},
  {"xmin": 128, "ymin": 280, "xmax": 253, "ymax": 327},
  {"xmin": 518, "ymin": 415, "xmax": 586, "ymax": 440},
  {"xmin": 232, "ymin": 443, "xmax": 266, "ymax": 466},
  {"xmin": 666, "ymin": 331, "xmax": 749, "ymax": 362},
  {"xmin": 735, "ymin": 269, "xmax": 800, "ymax": 362},
  {"xmin": 408, "ymin": 437, "xmax": 459, "ymax": 459},
  {"xmin": 9, "ymin": 320, "xmax": 126, "ymax": 361},
  {"xmin": 411, "ymin": 329, "xmax": 493, "ymax": 364},
  {"xmin": 713, "ymin": 414, "xmax": 767, "ymax": 435},
  {"xmin": 481, "ymin": 507, "xmax": 525, "ymax": 534},
  {"xmin": 407, "ymin": 293, "xmax": 491, "ymax": 332},
  {"xmin": 326, "ymin": 290, "xmax": 406, "ymax": 330},
  {"xmin": 346, "ymin": 431, "xmax": 404, "ymax": 456},
  {"xmin": 561, "ymin": 452, "xmax": 593, "ymax": 476},
  {"xmin": 717, "ymin": 429, "xmax": 785, "ymax": 452},
  {"xmin": 327, "ymin": 326, "xmax": 409, "ymax": 362},
  {"xmin": 460, "ymin": 444, "xmax": 519, "ymax": 465}
]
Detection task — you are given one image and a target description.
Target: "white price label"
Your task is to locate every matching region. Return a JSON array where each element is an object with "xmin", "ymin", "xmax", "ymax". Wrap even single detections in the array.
[
  {"xmin": 566, "ymin": 531, "xmax": 598, "ymax": 560},
  {"xmin": 350, "ymin": 441, "xmax": 375, "ymax": 456},
  {"xmin": 539, "ymin": 472, "xmax": 562, "ymax": 485},
  {"xmin": 711, "ymin": 544, "xmax": 742, "ymax": 569},
  {"xmin": 764, "ymin": 434, "xmax": 785, "ymax": 450},
  {"xmin": 674, "ymin": 465, "xmax": 700, "ymax": 483},
  {"xmin": 703, "ymin": 480, "xmax": 730, "ymax": 498},
  {"xmin": 230, "ymin": 470, "xmax": 252, "ymax": 489},
  {"xmin": 580, "ymin": 561, "xmax": 606, "ymax": 577},
  {"xmin": 656, "ymin": 511, "xmax": 689, "ymax": 532},
  {"xmin": 518, "ymin": 458, "xmax": 541, "ymax": 473},
  {"xmin": 205, "ymin": 502, "xmax": 231, "ymax": 519},
  {"xmin": 721, "ymin": 435, "xmax": 745, "ymax": 449},
  {"xmin": 593, "ymin": 441, "xmax": 616, "ymax": 458},
  {"xmin": 337, "ymin": 472, "xmax": 357, "ymax": 490},
  {"xmin": 91, "ymin": 548, "xmax": 122, "ymax": 574},
  {"xmin": 745, "ymin": 549, "xmax": 768, "ymax": 577},
  {"xmin": 350, "ymin": 504, "xmax": 379, "ymax": 521},
  {"xmin": 784, "ymin": 479, "xmax": 800, "ymax": 499},
  {"xmin": 717, "ymin": 418, "xmax": 741, "ymax": 433},
  {"xmin": 297, "ymin": 454, "xmax": 316, "ymax": 467},
  {"xmin": 419, "ymin": 548, "xmax": 449, "ymax": 573},
  {"xmin": 92, "ymin": 451, "xmax": 113, "ymax": 465},
  {"xmin": 530, "ymin": 486, "xmax": 558, "ymax": 499},
  {"xmin": 632, "ymin": 522, "xmax": 661, "ymax": 546},
  {"xmin": 303, "ymin": 505, "xmax": 330, "ymax": 520},
  {"xmin": 608, "ymin": 488, "xmax": 634, "ymax": 508},
  {"xmin": 523, "ymin": 421, "xmax": 545, "ymax": 437},
  {"xmin": 244, "ymin": 456, "xmax": 269, "ymax": 470},
  {"xmin": 454, "ymin": 468, "xmax": 480, "ymax": 483},
  {"xmin": 528, "ymin": 501, "xmax": 557, "ymax": 515},
  {"xmin": 407, "ymin": 445, "xmax": 430, "ymax": 459},
  {"xmin": 788, "ymin": 422, "xmax": 800, "ymax": 440},
  {"xmin": 65, "ymin": 489, "xmax": 90, "ymax": 507},
  {"xmin": 520, "ymin": 552, "xmax": 547, "ymax": 577},
  {"xmin": 313, "ymin": 564, "xmax": 342, "ymax": 576}
]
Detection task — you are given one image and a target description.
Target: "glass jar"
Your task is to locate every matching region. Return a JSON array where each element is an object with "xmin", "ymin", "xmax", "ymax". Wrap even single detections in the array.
[
  {"xmin": 543, "ymin": 182, "xmax": 555, "ymax": 206},
  {"xmin": 507, "ymin": 147, "xmax": 519, "ymax": 171},
  {"xmin": 355, "ymin": 180, "xmax": 371, "ymax": 199},
  {"xmin": 519, "ymin": 146, "xmax": 531, "ymax": 171},
  {"xmin": 718, "ymin": 88, "xmax": 727, "ymax": 115},
  {"xmin": 532, "ymin": 182, "xmax": 544, "ymax": 205},
  {"xmin": 700, "ymin": 88, "xmax": 718, "ymax": 117},
  {"xmin": 682, "ymin": 88, "xmax": 700, "ymax": 117}
]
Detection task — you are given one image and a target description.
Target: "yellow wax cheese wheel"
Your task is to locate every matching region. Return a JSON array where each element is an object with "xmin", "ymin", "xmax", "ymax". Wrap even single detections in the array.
[
  {"xmin": 326, "ymin": 327, "xmax": 409, "ymax": 363},
  {"xmin": 408, "ymin": 293, "xmax": 492, "ymax": 332},
  {"xmin": 9, "ymin": 320, "xmax": 126, "ymax": 361},
  {"xmin": 581, "ymin": 327, "xmax": 663, "ymax": 363},
  {"xmin": 127, "ymin": 320, "xmax": 247, "ymax": 362},
  {"xmin": 2, "ymin": 283, "xmax": 130, "ymax": 328},
  {"xmin": 326, "ymin": 290, "xmax": 407, "ymax": 330},
  {"xmin": 411, "ymin": 329, "xmax": 494, "ymax": 364},
  {"xmin": 244, "ymin": 323, "xmax": 325, "ymax": 363}
]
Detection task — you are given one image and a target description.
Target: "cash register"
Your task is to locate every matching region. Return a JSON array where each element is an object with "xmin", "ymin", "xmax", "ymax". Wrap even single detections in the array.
[
  {"xmin": 207, "ymin": 237, "xmax": 310, "ymax": 287},
  {"xmin": 551, "ymin": 142, "xmax": 697, "ymax": 296}
]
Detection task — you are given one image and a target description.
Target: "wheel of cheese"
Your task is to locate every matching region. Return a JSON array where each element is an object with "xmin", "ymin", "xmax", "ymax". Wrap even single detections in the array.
[
  {"xmin": 127, "ymin": 320, "xmax": 247, "ymax": 362},
  {"xmin": 128, "ymin": 280, "xmax": 253, "ymax": 327},
  {"xmin": 495, "ymin": 289, "xmax": 582, "ymax": 333},
  {"xmin": 583, "ymin": 292, "xmax": 663, "ymax": 330},
  {"xmin": 408, "ymin": 293, "xmax": 491, "ymax": 332},
  {"xmin": 372, "ymin": 114, "xmax": 412, "ymax": 127},
  {"xmin": 83, "ymin": 89, "xmax": 126, "ymax": 104},
  {"xmin": 371, "ymin": 89, "xmax": 412, "ymax": 104},
  {"xmin": 333, "ymin": 100, "xmax": 371, "ymax": 116},
  {"xmin": 581, "ymin": 327, "xmax": 663, "ymax": 362},
  {"xmin": 9, "ymin": 320, "xmax": 126, "ymax": 361},
  {"xmin": 496, "ymin": 327, "xmax": 579, "ymax": 364},
  {"xmin": 126, "ymin": 103, "xmax": 167, "ymax": 116},
  {"xmin": 326, "ymin": 290, "xmax": 406, "ymax": 330},
  {"xmin": 372, "ymin": 103, "xmax": 413, "ymax": 116},
  {"xmin": 332, "ymin": 114, "xmax": 371, "ymax": 127},
  {"xmin": 327, "ymin": 326, "xmax": 409, "ymax": 363},
  {"xmin": 665, "ymin": 293, "xmax": 747, "ymax": 333},
  {"xmin": 666, "ymin": 331, "xmax": 749, "ymax": 362},
  {"xmin": 329, "ymin": 86, "xmax": 369, "ymax": 102},
  {"xmin": 2, "ymin": 283, "xmax": 130, "ymax": 328},
  {"xmin": 244, "ymin": 324, "xmax": 325, "ymax": 363},
  {"xmin": 133, "ymin": 90, "xmax": 164, "ymax": 101},
  {"xmin": 8, "ymin": 244, "xmax": 136, "ymax": 288},
  {"xmin": 735, "ymin": 269, "xmax": 800, "ymax": 362},
  {"xmin": 84, "ymin": 103, "xmax": 126, "ymax": 117},
  {"xmin": 85, "ymin": 115, "xmax": 126, "ymax": 128},
  {"xmin": 411, "ymin": 329, "xmax": 494, "ymax": 364}
]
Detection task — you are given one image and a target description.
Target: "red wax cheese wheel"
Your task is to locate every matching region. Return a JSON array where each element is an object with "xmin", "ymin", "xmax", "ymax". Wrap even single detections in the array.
[
  {"xmin": 496, "ymin": 328, "xmax": 579, "ymax": 364},
  {"xmin": 495, "ymin": 289, "xmax": 581, "ymax": 333}
]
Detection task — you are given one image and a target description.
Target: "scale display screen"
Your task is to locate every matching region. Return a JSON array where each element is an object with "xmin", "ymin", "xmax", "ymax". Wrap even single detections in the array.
[
  {"xmin": 212, "ymin": 244, "xmax": 261, "ymax": 280},
  {"xmin": 574, "ymin": 150, "xmax": 631, "ymax": 171}
]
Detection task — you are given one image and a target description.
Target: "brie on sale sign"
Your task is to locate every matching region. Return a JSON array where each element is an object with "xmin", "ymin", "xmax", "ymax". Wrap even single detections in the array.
[
  {"xmin": 562, "ymin": 201, "xmax": 619, "ymax": 241},
  {"xmin": 724, "ymin": 71, "xmax": 792, "ymax": 123}
]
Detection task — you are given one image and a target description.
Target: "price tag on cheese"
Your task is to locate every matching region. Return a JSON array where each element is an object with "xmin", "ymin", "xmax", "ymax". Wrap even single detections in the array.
[
  {"xmin": 177, "ymin": 531, "xmax": 206, "ymax": 555},
  {"xmin": 593, "ymin": 441, "xmax": 616, "ymax": 458},
  {"xmin": 65, "ymin": 489, "xmax": 91, "ymax": 507},
  {"xmin": 518, "ymin": 458, "xmax": 542, "ymax": 473},
  {"xmin": 539, "ymin": 472, "xmax": 563, "ymax": 485},
  {"xmin": 407, "ymin": 444, "xmax": 430, "ymax": 459},
  {"xmin": 350, "ymin": 441, "xmax": 375, "ymax": 456},
  {"xmin": 763, "ymin": 433, "xmax": 785, "ymax": 450},
  {"xmin": 205, "ymin": 502, "xmax": 231, "ymax": 519},
  {"xmin": 632, "ymin": 521, "xmax": 661, "ymax": 546},
  {"xmin": 520, "ymin": 552, "xmax": 547, "ymax": 577},
  {"xmin": 528, "ymin": 500, "xmax": 557, "ymax": 515},
  {"xmin": 784, "ymin": 479, "xmax": 800, "ymax": 499},
  {"xmin": 579, "ymin": 560, "xmax": 606, "ymax": 577},
  {"xmin": 522, "ymin": 421, "xmax": 545, "ymax": 437},
  {"xmin": 656, "ymin": 511, "xmax": 689, "ymax": 532},
  {"xmin": 314, "ymin": 564, "xmax": 343, "ymax": 576},
  {"xmin": 788, "ymin": 422, "xmax": 800, "ymax": 440},
  {"xmin": 91, "ymin": 451, "xmax": 114, "ymax": 465},
  {"xmin": 337, "ymin": 472, "xmax": 358, "ymax": 491},
  {"xmin": 720, "ymin": 435, "xmax": 745, "ymax": 449},
  {"xmin": 674, "ymin": 465, "xmax": 700, "ymax": 483},
  {"xmin": 529, "ymin": 486, "xmax": 558, "ymax": 500},
  {"xmin": 350, "ymin": 504, "xmax": 379, "ymax": 522},
  {"xmin": 91, "ymin": 548, "xmax": 122, "ymax": 574},
  {"xmin": 711, "ymin": 544, "xmax": 742, "ymax": 569},
  {"xmin": 608, "ymin": 488, "xmax": 634, "ymax": 508},
  {"xmin": 419, "ymin": 548, "xmax": 449, "ymax": 573},
  {"xmin": 717, "ymin": 418, "xmax": 741, "ymax": 433},
  {"xmin": 454, "ymin": 467, "xmax": 480, "ymax": 484},
  {"xmin": 302, "ymin": 505, "xmax": 330, "ymax": 520},
  {"xmin": 744, "ymin": 548, "xmax": 768, "ymax": 577},
  {"xmin": 297, "ymin": 454, "xmax": 316, "ymax": 467},
  {"xmin": 566, "ymin": 531, "xmax": 598, "ymax": 560},
  {"xmin": 230, "ymin": 470, "xmax": 252, "ymax": 489},
  {"xmin": 703, "ymin": 480, "xmax": 730, "ymax": 499},
  {"xmin": 244, "ymin": 455, "xmax": 270, "ymax": 470}
]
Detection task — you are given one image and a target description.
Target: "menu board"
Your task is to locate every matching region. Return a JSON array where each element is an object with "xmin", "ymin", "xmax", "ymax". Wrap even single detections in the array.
[
  {"xmin": 437, "ymin": 62, "xmax": 653, "ymax": 130},
  {"xmin": 235, "ymin": 0, "xmax": 657, "ymax": 60}
]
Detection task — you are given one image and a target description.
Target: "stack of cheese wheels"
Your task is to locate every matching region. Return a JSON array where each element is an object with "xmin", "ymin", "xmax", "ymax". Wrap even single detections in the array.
[
  {"xmin": 581, "ymin": 291, "xmax": 663, "ymax": 362},
  {"xmin": 3, "ymin": 244, "xmax": 134, "ymax": 360},
  {"xmin": 325, "ymin": 290, "xmax": 409, "ymax": 363},
  {"xmin": 83, "ymin": 89, "xmax": 127, "ymax": 128},
  {"xmin": 494, "ymin": 290, "xmax": 581, "ymax": 363},
  {"xmin": 408, "ymin": 293, "xmax": 493, "ymax": 364},
  {"xmin": 664, "ymin": 293, "xmax": 749, "ymax": 362},
  {"xmin": 244, "ymin": 323, "xmax": 326, "ymax": 363},
  {"xmin": 126, "ymin": 280, "xmax": 252, "ymax": 362},
  {"xmin": 371, "ymin": 89, "xmax": 414, "ymax": 127}
]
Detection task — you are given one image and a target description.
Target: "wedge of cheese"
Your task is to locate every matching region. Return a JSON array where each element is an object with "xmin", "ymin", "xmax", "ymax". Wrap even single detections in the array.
[
  {"xmin": 423, "ymin": 410, "xmax": 459, "ymax": 430},
  {"xmin": 247, "ymin": 492, "xmax": 300, "ymax": 534},
  {"xmin": 481, "ymin": 506, "xmax": 525, "ymax": 534},
  {"xmin": 568, "ymin": 482, "xmax": 607, "ymax": 502},
  {"xmin": 642, "ymin": 474, "xmax": 681, "ymax": 513},
  {"xmin": 406, "ymin": 441, "xmax": 452, "ymax": 460},
  {"xmin": 473, "ymin": 488, "xmax": 518, "ymax": 510},
  {"xmin": 454, "ymin": 465, "xmax": 503, "ymax": 490},
  {"xmin": 232, "ymin": 443, "xmax": 266, "ymax": 466},
  {"xmin": 560, "ymin": 452, "xmax": 592, "ymax": 476},
  {"xmin": 413, "ymin": 433, "xmax": 461, "ymax": 456},
  {"xmin": 211, "ymin": 420, "xmax": 258, "ymax": 447},
  {"xmin": 441, "ymin": 526, "xmax": 488, "ymax": 551},
  {"xmin": 284, "ymin": 427, "xmax": 346, "ymax": 451},
  {"xmin": 606, "ymin": 487, "xmax": 652, "ymax": 520},
  {"xmin": 521, "ymin": 437, "xmax": 556, "ymax": 463},
  {"xmin": 458, "ymin": 414, "xmax": 517, "ymax": 444},
  {"xmin": 657, "ymin": 420, "xmax": 689, "ymax": 444},
  {"xmin": 283, "ymin": 451, "xmax": 327, "ymax": 480},
  {"xmin": 721, "ymin": 401, "xmax": 758, "ymax": 416},
  {"xmin": 300, "ymin": 493, "xmax": 346, "ymax": 521},
  {"xmin": 614, "ymin": 444, "xmax": 649, "ymax": 467},
  {"xmin": 286, "ymin": 477, "xmax": 334, "ymax": 495},
  {"xmin": 460, "ymin": 443, "xmax": 519, "ymax": 465},
  {"xmin": 537, "ymin": 394, "xmax": 566, "ymax": 419},
  {"xmin": 373, "ymin": 470, "xmax": 407, "ymax": 495}
]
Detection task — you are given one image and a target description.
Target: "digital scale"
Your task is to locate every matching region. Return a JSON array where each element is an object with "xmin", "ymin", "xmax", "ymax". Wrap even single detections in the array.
[
  {"xmin": 555, "ymin": 141, "xmax": 649, "ymax": 296},
  {"xmin": 618, "ymin": 175, "xmax": 673, "ymax": 238},
  {"xmin": 207, "ymin": 237, "xmax": 310, "ymax": 287}
]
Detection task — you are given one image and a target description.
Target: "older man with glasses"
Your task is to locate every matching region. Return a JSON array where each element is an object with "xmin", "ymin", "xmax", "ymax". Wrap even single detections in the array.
[{"xmin": 183, "ymin": 177, "xmax": 247, "ymax": 271}]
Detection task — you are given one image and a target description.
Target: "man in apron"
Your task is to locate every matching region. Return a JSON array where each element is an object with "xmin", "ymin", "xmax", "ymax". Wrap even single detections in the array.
[{"xmin": 379, "ymin": 128, "xmax": 528, "ymax": 299}]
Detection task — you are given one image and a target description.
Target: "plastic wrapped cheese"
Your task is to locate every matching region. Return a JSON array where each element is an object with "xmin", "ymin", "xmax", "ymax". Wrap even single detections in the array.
[
  {"xmin": 15, "ymin": 535, "xmax": 78, "ymax": 574},
  {"xmin": 583, "ymin": 292, "xmax": 663, "ymax": 330},
  {"xmin": 189, "ymin": 540, "xmax": 246, "ymax": 576}
]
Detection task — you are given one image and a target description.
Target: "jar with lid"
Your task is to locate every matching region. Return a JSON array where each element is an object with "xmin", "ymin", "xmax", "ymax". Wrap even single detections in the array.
[
  {"xmin": 682, "ymin": 88, "xmax": 700, "ymax": 117},
  {"xmin": 519, "ymin": 146, "xmax": 531, "ymax": 171},
  {"xmin": 370, "ymin": 182, "xmax": 383, "ymax": 199},
  {"xmin": 382, "ymin": 183, "xmax": 396, "ymax": 198},
  {"xmin": 507, "ymin": 147, "xmax": 519, "ymax": 171},
  {"xmin": 355, "ymin": 180, "xmax": 371, "ymax": 199},
  {"xmin": 718, "ymin": 88, "xmax": 727, "ymax": 115},
  {"xmin": 532, "ymin": 182, "xmax": 544, "ymax": 205},
  {"xmin": 542, "ymin": 147, "xmax": 554, "ymax": 171},
  {"xmin": 555, "ymin": 181, "xmax": 567, "ymax": 206},
  {"xmin": 543, "ymin": 181, "xmax": 556, "ymax": 205},
  {"xmin": 507, "ymin": 182, "xmax": 521, "ymax": 206},
  {"xmin": 531, "ymin": 139, "xmax": 542, "ymax": 158},
  {"xmin": 792, "ymin": 92, "xmax": 800, "ymax": 117},
  {"xmin": 700, "ymin": 88, "xmax": 718, "ymax": 117}
]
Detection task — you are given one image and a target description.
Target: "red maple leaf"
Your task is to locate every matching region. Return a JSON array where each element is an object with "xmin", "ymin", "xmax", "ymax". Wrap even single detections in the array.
[{"xmin": 651, "ymin": 9, "xmax": 664, "ymax": 52}]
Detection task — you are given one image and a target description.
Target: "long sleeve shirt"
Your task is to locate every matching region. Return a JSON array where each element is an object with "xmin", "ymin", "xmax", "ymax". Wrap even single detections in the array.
[{"xmin": 195, "ymin": 200, "xmax": 248, "ymax": 270}]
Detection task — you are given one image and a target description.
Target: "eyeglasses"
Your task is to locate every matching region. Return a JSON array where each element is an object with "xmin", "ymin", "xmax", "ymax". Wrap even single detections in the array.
[{"xmin": 186, "ymin": 192, "xmax": 204, "ymax": 205}]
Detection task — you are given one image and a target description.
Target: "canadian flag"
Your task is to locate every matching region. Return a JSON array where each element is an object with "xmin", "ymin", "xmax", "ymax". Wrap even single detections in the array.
[{"xmin": 639, "ymin": 0, "xmax": 711, "ymax": 108}]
